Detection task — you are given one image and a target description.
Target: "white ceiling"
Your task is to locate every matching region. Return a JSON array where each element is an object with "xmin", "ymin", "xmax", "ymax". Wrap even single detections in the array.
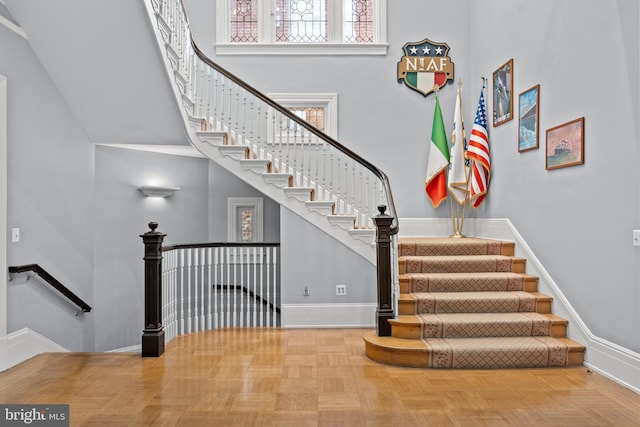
[{"xmin": 5, "ymin": 0, "xmax": 188, "ymax": 146}]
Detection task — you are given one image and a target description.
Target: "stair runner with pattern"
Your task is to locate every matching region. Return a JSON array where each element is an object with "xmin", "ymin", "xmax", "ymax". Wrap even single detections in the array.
[{"xmin": 364, "ymin": 237, "xmax": 586, "ymax": 369}]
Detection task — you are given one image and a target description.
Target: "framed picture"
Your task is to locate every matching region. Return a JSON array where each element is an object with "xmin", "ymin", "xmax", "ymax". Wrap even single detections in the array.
[
  {"xmin": 518, "ymin": 84, "xmax": 540, "ymax": 152},
  {"xmin": 545, "ymin": 117, "xmax": 585, "ymax": 170},
  {"xmin": 492, "ymin": 58, "xmax": 514, "ymax": 127}
]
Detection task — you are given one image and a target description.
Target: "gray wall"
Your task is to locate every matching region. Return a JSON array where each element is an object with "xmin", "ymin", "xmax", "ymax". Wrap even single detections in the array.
[
  {"xmin": 468, "ymin": 0, "xmax": 640, "ymax": 352},
  {"xmin": 2, "ymin": 24, "xmax": 95, "ymax": 351},
  {"xmin": 280, "ymin": 207, "xmax": 375, "ymax": 305},
  {"xmin": 185, "ymin": 0, "xmax": 640, "ymax": 353},
  {"xmin": 94, "ymin": 146, "xmax": 210, "ymax": 351}
]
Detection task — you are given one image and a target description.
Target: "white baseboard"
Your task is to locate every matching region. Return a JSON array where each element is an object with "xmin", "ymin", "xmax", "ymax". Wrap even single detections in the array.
[
  {"xmin": 398, "ymin": 217, "xmax": 640, "ymax": 393},
  {"xmin": 0, "ymin": 328, "xmax": 69, "ymax": 371},
  {"xmin": 281, "ymin": 303, "xmax": 376, "ymax": 328},
  {"xmin": 107, "ymin": 344, "xmax": 141, "ymax": 353}
]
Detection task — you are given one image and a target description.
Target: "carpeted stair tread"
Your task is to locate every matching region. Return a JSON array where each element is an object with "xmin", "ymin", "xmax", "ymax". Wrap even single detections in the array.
[
  {"xmin": 418, "ymin": 312, "xmax": 557, "ymax": 338},
  {"xmin": 408, "ymin": 291, "xmax": 549, "ymax": 314},
  {"xmin": 400, "ymin": 255, "xmax": 526, "ymax": 274},
  {"xmin": 423, "ymin": 336, "xmax": 576, "ymax": 369},
  {"xmin": 400, "ymin": 272, "xmax": 538, "ymax": 293},
  {"xmin": 399, "ymin": 237, "xmax": 514, "ymax": 256}
]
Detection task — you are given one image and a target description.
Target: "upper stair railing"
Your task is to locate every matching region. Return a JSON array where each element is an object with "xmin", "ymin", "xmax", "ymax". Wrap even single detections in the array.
[{"xmin": 148, "ymin": 0, "xmax": 398, "ymax": 235}]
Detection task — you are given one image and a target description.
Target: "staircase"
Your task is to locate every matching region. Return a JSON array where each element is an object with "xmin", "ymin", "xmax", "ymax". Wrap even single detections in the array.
[
  {"xmin": 141, "ymin": 0, "xmax": 398, "ymax": 265},
  {"xmin": 364, "ymin": 237, "xmax": 586, "ymax": 368}
]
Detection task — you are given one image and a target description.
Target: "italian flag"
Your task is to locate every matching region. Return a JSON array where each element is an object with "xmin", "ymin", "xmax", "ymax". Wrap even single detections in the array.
[
  {"xmin": 406, "ymin": 72, "xmax": 448, "ymax": 95},
  {"xmin": 425, "ymin": 96, "xmax": 450, "ymax": 208}
]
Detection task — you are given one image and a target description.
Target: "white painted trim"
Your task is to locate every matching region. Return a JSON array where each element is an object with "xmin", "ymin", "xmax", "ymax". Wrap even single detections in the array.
[
  {"xmin": 215, "ymin": 43, "xmax": 388, "ymax": 56},
  {"xmin": 268, "ymin": 93, "xmax": 338, "ymax": 138},
  {"xmin": 281, "ymin": 303, "xmax": 376, "ymax": 328},
  {"xmin": 398, "ymin": 217, "xmax": 640, "ymax": 393},
  {"xmin": 95, "ymin": 143, "xmax": 205, "ymax": 158},
  {"xmin": 0, "ymin": 328, "xmax": 69, "ymax": 371},
  {"xmin": 0, "ymin": 14, "xmax": 27, "ymax": 40},
  {"xmin": 0, "ymin": 75, "xmax": 7, "ymax": 372},
  {"xmin": 107, "ymin": 344, "xmax": 141, "ymax": 353}
]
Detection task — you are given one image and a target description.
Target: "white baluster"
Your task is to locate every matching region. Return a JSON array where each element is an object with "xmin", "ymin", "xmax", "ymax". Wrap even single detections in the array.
[
  {"xmin": 272, "ymin": 247, "xmax": 278, "ymax": 327},
  {"xmin": 186, "ymin": 248, "xmax": 192, "ymax": 334},
  {"xmin": 207, "ymin": 247, "xmax": 212, "ymax": 330},
  {"xmin": 178, "ymin": 248, "xmax": 185, "ymax": 336},
  {"xmin": 170, "ymin": 249, "xmax": 177, "ymax": 340},
  {"xmin": 193, "ymin": 248, "xmax": 199, "ymax": 332},
  {"xmin": 233, "ymin": 246, "xmax": 238, "ymax": 327},
  {"xmin": 239, "ymin": 247, "xmax": 244, "ymax": 328},
  {"xmin": 259, "ymin": 247, "xmax": 264, "ymax": 327},
  {"xmin": 200, "ymin": 247, "xmax": 206, "ymax": 330},
  {"xmin": 265, "ymin": 248, "xmax": 271, "ymax": 328},
  {"xmin": 224, "ymin": 247, "xmax": 230, "ymax": 327},
  {"xmin": 213, "ymin": 247, "xmax": 219, "ymax": 329},
  {"xmin": 252, "ymin": 247, "xmax": 257, "ymax": 327}
]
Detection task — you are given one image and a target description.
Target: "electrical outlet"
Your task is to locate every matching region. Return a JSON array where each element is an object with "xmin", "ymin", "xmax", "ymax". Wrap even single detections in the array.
[
  {"xmin": 303, "ymin": 286, "xmax": 310, "ymax": 296},
  {"xmin": 336, "ymin": 284, "xmax": 346, "ymax": 296}
]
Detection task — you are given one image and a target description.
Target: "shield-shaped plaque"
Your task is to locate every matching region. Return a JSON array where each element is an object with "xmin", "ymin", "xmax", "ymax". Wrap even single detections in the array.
[{"xmin": 397, "ymin": 38, "xmax": 455, "ymax": 97}]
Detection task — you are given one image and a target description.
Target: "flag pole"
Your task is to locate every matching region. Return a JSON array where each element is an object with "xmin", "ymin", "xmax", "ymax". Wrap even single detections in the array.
[{"xmin": 449, "ymin": 79, "xmax": 467, "ymax": 238}]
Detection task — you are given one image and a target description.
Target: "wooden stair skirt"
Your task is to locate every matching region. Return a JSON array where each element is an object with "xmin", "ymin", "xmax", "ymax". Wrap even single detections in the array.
[{"xmin": 364, "ymin": 237, "xmax": 585, "ymax": 369}]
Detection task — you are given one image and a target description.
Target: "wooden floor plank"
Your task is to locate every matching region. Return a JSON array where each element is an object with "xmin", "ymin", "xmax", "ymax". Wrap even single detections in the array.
[{"xmin": 0, "ymin": 328, "xmax": 637, "ymax": 426}]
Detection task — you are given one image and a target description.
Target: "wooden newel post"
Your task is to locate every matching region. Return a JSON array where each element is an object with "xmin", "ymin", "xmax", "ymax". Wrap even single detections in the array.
[
  {"xmin": 373, "ymin": 205, "xmax": 394, "ymax": 336},
  {"xmin": 141, "ymin": 222, "xmax": 166, "ymax": 357}
]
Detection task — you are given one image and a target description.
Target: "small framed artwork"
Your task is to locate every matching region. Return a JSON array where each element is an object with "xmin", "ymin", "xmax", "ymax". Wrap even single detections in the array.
[
  {"xmin": 545, "ymin": 117, "xmax": 585, "ymax": 170},
  {"xmin": 518, "ymin": 84, "xmax": 540, "ymax": 152},
  {"xmin": 492, "ymin": 58, "xmax": 514, "ymax": 127}
]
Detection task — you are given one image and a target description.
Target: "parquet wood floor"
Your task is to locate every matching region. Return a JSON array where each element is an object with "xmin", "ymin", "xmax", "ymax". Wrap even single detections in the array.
[{"xmin": 0, "ymin": 328, "xmax": 638, "ymax": 426}]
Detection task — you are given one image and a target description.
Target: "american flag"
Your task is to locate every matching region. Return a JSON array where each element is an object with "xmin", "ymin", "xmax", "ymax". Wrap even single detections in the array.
[{"xmin": 467, "ymin": 85, "xmax": 491, "ymax": 208}]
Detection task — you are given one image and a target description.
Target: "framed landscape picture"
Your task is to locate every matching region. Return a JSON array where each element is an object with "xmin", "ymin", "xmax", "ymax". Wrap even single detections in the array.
[
  {"xmin": 492, "ymin": 58, "xmax": 513, "ymax": 127},
  {"xmin": 545, "ymin": 117, "xmax": 585, "ymax": 170},
  {"xmin": 518, "ymin": 85, "xmax": 539, "ymax": 152}
]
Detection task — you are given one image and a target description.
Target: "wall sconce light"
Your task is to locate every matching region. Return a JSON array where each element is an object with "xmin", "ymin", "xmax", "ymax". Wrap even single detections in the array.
[{"xmin": 138, "ymin": 185, "xmax": 180, "ymax": 198}]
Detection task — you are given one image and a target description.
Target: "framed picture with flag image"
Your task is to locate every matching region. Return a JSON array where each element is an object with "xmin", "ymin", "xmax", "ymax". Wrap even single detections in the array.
[
  {"xmin": 492, "ymin": 59, "xmax": 513, "ymax": 127},
  {"xmin": 545, "ymin": 117, "xmax": 584, "ymax": 170}
]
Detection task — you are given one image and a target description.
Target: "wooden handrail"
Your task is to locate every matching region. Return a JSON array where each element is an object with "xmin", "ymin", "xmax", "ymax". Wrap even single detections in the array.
[
  {"xmin": 162, "ymin": 242, "xmax": 280, "ymax": 252},
  {"xmin": 8, "ymin": 264, "xmax": 92, "ymax": 313}
]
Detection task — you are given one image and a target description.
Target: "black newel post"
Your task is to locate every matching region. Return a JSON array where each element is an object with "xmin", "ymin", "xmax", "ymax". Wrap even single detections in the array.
[
  {"xmin": 373, "ymin": 205, "xmax": 394, "ymax": 336},
  {"xmin": 140, "ymin": 222, "xmax": 166, "ymax": 357}
]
